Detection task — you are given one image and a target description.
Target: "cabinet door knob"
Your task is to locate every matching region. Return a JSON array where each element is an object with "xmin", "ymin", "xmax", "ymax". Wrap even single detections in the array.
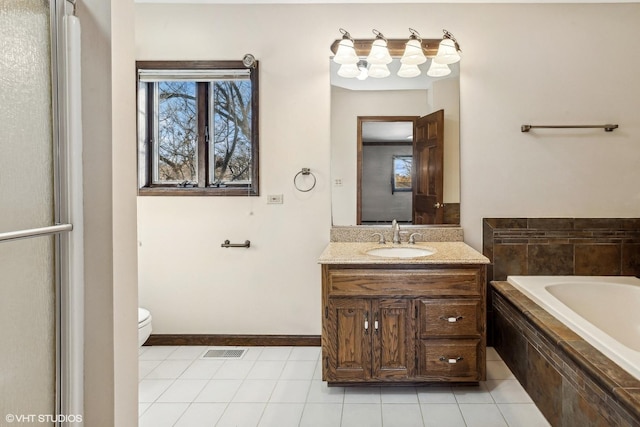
[
  {"xmin": 439, "ymin": 356, "xmax": 464, "ymax": 364},
  {"xmin": 374, "ymin": 312, "xmax": 379, "ymax": 334},
  {"xmin": 364, "ymin": 312, "xmax": 369, "ymax": 334}
]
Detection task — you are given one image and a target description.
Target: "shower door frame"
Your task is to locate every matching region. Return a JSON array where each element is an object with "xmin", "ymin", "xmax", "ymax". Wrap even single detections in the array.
[{"xmin": 0, "ymin": 0, "xmax": 84, "ymax": 423}]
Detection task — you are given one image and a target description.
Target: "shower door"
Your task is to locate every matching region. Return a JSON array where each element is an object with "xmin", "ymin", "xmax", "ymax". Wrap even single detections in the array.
[{"xmin": 0, "ymin": 0, "xmax": 79, "ymax": 424}]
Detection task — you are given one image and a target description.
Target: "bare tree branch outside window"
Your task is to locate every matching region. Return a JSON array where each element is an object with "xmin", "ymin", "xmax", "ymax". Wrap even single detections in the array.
[
  {"xmin": 157, "ymin": 81, "xmax": 198, "ymax": 183},
  {"xmin": 211, "ymin": 80, "xmax": 252, "ymax": 186}
]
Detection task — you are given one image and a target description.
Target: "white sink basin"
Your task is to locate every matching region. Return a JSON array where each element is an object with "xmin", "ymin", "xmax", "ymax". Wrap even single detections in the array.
[{"xmin": 365, "ymin": 246, "xmax": 435, "ymax": 258}]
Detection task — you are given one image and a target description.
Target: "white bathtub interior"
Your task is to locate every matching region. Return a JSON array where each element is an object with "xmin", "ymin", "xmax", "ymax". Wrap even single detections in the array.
[{"xmin": 507, "ymin": 275, "xmax": 640, "ymax": 381}]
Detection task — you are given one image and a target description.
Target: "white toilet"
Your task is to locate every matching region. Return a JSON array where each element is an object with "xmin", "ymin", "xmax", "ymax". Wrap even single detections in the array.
[{"xmin": 138, "ymin": 307, "xmax": 152, "ymax": 347}]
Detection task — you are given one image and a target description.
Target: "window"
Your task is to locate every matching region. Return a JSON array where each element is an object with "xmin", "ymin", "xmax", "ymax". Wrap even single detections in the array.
[{"xmin": 137, "ymin": 61, "xmax": 259, "ymax": 195}]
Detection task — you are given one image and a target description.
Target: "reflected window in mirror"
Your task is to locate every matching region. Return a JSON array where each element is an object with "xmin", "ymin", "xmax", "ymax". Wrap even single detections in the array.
[
  {"xmin": 392, "ymin": 155, "xmax": 412, "ymax": 193},
  {"xmin": 136, "ymin": 60, "xmax": 259, "ymax": 196}
]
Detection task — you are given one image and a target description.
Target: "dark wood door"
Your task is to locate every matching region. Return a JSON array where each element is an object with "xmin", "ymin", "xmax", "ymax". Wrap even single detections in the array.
[
  {"xmin": 371, "ymin": 299, "xmax": 415, "ymax": 380},
  {"xmin": 413, "ymin": 110, "xmax": 444, "ymax": 224},
  {"xmin": 325, "ymin": 298, "xmax": 372, "ymax": 382}
]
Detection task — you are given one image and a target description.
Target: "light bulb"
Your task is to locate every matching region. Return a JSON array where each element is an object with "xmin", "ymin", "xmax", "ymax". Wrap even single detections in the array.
[{"xmin": 356, "ymin": 60, "xmax": 368, "ymax": 80}]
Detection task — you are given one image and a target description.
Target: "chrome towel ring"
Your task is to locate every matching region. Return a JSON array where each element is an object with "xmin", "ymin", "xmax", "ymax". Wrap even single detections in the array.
[{"xmin": 294, "ymin": 168, "xmax": 316, "ymax": 192}]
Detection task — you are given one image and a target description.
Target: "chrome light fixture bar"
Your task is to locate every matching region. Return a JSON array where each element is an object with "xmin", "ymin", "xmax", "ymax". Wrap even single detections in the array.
[{"xmin": 331, "ymin": 28, "xmax": 461, "ymax": 80}]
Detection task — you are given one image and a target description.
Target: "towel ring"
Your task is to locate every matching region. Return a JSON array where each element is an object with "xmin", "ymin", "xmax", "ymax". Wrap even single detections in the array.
[{"xmin": 294, "ymin": 168, "xmax": 316, "ymax": 192}]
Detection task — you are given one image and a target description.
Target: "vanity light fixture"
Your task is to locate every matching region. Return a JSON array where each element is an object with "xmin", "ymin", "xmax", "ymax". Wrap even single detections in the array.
[
  {"xmin": 433, "ymin": 30, "xmax": 461, "ymax": 65},
  {"xmin": 368, "ymin": 63, "xmax": 391, "ymax": 78},
  {"xmin": 427, "ymin": 60, "xmax": 451, "ymax": 77},
  {"xmin": 366, "ymin": 30, "xmax": 393, "ymax": 65},
  {"xmin": 337, "ymin": 62, "xmax": 361, "ymax": 78},
  {"xmin": 331, "ymin": 28, "xmax": 462, "ymax": 80},
  {"xmin": 400, "ymin": 28, "xmax": 427, "ymax": 65},
  {"xmin": 398, "ymin": 63, "xmax": 421, "ymax": 78},
  {"xmin": 333, "ymin": 28, "xmax": 359, "ymax": 65},
  {"xmin": 338, "ymin": 59, "xmax": 370, "ymax": 79}
]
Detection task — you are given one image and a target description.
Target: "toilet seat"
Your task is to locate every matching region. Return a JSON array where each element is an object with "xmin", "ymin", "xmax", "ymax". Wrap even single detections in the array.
[
  {"xmin": 138, "ymin": 308, "xmax": 152, "ymax": 328},
  {"xmin": 138, "ymin": 307, "xmax": 152, "ymax": 347}
]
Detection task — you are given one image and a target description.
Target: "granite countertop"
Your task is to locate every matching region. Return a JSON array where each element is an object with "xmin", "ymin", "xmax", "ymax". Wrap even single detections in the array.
[{"xmin": 318, "ymin": 241, "xmax": 490, "ymax": 265}]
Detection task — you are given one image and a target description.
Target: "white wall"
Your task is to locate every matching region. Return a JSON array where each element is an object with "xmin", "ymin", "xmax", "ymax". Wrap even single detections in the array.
[{"xmin": 135, "ymin": 3, "xmax": 640, "ymax": 335}]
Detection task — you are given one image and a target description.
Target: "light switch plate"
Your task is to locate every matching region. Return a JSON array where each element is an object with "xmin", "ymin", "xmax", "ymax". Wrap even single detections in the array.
[{"xmin": 267, "ymin": 194, "xmax": 283, "ymax": 204}]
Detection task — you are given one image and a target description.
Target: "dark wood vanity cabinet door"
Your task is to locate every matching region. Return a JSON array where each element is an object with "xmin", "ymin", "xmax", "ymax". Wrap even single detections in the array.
[
  {"xmin": 371, "ymin": 299, "xmax": 415, "ymax": 380},
  {"xmin": 324, "ymin": 297, "xmax": 416, "ymax": 382},
  {"xmin": 324, "ymin": 298, "xmax": 372, "ymax": 382}
]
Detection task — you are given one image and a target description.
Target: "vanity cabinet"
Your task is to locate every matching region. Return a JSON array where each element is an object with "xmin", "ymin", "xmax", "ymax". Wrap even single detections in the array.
[{"xmin": 321, "ymin": 263, "xmax": 486, "ymax": 385}]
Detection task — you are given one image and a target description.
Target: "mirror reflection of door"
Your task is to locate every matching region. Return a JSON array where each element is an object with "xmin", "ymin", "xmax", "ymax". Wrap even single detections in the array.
[
  {"xmin": 414, "ymin": 110, "xmax": 445, "ymax": 224},
  {"xmin": 357, "ymin": 112, "xmax": 445, "ymax": 225}
]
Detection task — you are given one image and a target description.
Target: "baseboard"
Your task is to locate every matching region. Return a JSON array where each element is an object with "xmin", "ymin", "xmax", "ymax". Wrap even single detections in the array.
[{"xmin": 144, "ymin": 334, "xmax": 321, "ymax": 347}]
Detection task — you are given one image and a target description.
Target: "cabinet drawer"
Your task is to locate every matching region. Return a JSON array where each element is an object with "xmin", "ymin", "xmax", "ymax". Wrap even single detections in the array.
[
  {"xmin": 326, "ymin": 268, "xmax": 482, "ymax": 296},
  {"xmin": 418, "ymin": 339, "xmax": 480, "ymax": 380},
  {"xmin": 419, "ymin": 299, "xmax": 481, "ymax": 337}
]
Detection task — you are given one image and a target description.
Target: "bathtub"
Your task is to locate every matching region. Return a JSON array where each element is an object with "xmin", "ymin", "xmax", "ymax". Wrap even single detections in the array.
[{"xmin": 507, "ymin": 275, "xmax": 640, "ymax": 381}]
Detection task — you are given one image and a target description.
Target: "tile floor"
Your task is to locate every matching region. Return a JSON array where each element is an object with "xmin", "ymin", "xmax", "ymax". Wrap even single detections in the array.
[{"xmin": 139, "ymin": 346, "xmax": 550, "ymax": 427}]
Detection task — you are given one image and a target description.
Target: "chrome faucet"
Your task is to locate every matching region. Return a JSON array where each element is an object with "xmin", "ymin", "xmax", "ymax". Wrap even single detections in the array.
[{"xmin": 391, "ymin": 219, "xmax": 401, "ymax": 244}]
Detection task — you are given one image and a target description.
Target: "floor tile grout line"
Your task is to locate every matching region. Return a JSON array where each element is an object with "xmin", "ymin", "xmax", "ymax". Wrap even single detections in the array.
[{"xmin": 139, "ymin": 346, "xmax": 544, "ymax": 426}]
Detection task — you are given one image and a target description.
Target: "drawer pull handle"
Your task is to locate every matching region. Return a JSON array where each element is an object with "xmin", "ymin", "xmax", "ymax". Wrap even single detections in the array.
[
  {"xmin": 439, "ymin": 356, "xmax": 463, "ymax": 364},
  {"xmin": 440, "ymin": 316, "xmax": 463, "ymax": 323}
]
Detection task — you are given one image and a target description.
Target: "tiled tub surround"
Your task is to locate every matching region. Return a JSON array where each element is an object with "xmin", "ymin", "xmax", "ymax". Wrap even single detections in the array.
[
  {"xmin": 483, "ymin": 218, "xmax": 640, "ymax": 345},
  {"xmin": 330, "ymin": 226, "xmax": 463, "ymax": 243},
  {"xmin": 482, "ymin": 218, "xmax": 640, "ymax": 279},
  {"xmin": 491, "ymin": 281, "xmax": 640, "ymax": 426}
]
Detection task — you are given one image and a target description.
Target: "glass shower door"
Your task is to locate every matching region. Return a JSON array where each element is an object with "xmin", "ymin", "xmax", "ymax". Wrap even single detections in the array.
[{"xmin": 0, "ymin": 0, "xmax": 66, "ymax": 423}]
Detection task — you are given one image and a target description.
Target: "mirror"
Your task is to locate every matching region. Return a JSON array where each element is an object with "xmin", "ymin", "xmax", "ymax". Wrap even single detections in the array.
[{"xmin": 330, "ymin": 59, "xmax": 460, "ymax": 226}]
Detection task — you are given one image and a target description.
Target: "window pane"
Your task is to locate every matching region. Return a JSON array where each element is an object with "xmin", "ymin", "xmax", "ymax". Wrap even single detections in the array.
[
  {"xmin": 154, "ymin": 81, "xmax": 197, "ymax": 183},
  {"xmin": 209, "ymin": 80, "xmax": 252, "ymax": 186}
]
